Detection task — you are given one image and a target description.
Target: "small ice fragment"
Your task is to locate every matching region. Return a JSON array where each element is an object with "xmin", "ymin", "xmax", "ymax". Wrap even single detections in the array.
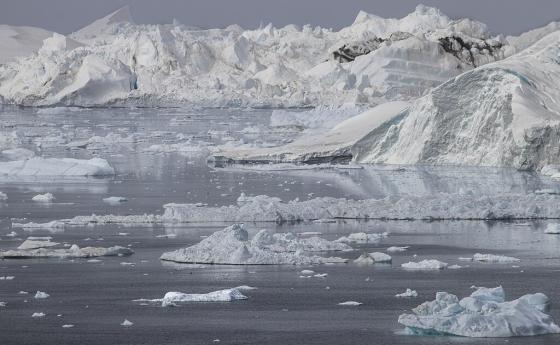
[
  {"xmin": 62, "ymin": 324, "xmax": 74, "ymax": 328},
  {"xmin": 103, "ymin": 196, "xmax": 128, "ymax": 205},
  {"xmin": 387, "ymin": 246, "xmax": 409, "ymax": 252},
  {"xmin": 300, "ymin": 269, "xmax": 315, "ymax": 276},
  {"xmin": 32, "ymin": 193, "xmax": 55, "ymax": 202},
  {"xmin": 473, "ymin": 253, "xmax": 520, "ymax": 263},
  {"xmin": 121, "ymin": 319, "xmax": 133, "ymax": 327},
  {"xmin": 401, "ymin": 260, "xmax": 448, "ymax": 270},
  {"xmin": 338, "ymin": 301, "xmax": 362, "ymax": 306},
  {"xmin": 395, "ymin": 289, "xmax": 418, "ymax": 298},
  {"xmin": 32, "ymin": 312, "xmax": 45, "ymax": 318},
  {"xmin": 34, "ymin": 291, "xmax": 50, "ymax": 299}
]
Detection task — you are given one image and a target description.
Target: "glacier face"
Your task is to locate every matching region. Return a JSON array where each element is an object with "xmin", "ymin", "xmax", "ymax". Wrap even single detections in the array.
[{"xmin": 0, "ymin": 5, "xmax": 511, "ymax": 107}]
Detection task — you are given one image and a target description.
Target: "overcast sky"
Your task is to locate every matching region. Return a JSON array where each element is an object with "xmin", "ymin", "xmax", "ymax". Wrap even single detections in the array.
[{"xmin": 2, "ymin": 0, "xmax": 560, "ymax": 35}]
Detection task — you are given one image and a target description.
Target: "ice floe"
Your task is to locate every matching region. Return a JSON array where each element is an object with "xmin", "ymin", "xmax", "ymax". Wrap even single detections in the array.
[
  {"xmin": 545, "ymin": 223, "xmax": 560, "ymax": 234},
  {"xmin": 354, "ymin": 252, "xmax": 392, "ymax": 264},
  {"xmin": 136, "ymin": 287, "xmax": 250, "ymax": 307},
  {"xmin": 472, "ymin": 253, "xmax": 520, "ymax": 263},
  {"xmin": 31, "ymin": 193, "xmax": 55, "ymax": 202},
  {"xmin": 102, "ymin": 196, "xmax": 128, "ymax": 205},
  {"xmin": 338, "ymin": 301, "xmax": 362, "ymax": 306},
  {"xmin": 396, "ymin": 289, "xmax": 418, "ymax": 298},
  {"xmin": 401, "ymin": 260, "xmax": 448, "ymax": 270},
  {"xmin": 1, "ymin": 241, "xmax": 133, "ymax": 259},
  {"xmin": 0, "ymin": 157, "xmax": 114, "ymax": 177},
  {"xmin": 160, "ymin": 223, "xmax": 348, "ymax": 265},
  {"xmin": 34, "ymin": 291, "xmax": 49, "ymax": 299},
  {"xmin": 398, "ymin": 286, "xmax": 560, "ymax": 337}
]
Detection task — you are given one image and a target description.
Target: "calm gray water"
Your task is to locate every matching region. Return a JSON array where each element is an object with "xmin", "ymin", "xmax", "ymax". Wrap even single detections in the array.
[{"xmin": 1, "ymin": 106, "xmax": 560, "ymax": 345}]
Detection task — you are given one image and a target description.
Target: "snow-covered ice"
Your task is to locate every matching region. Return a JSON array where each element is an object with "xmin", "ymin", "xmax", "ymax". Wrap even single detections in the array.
[
  {"xmin": 398, "ymin": 286, "xmax": 560, "ymax": 337},
  {"xmin": 163, "ymin": 192, "xmax": 560, "ymax": 222},
  {"xmin": 401, "ymin": 260, "xmax": 448, "ymax": 270},
  {"xmin": 0, "ymin": 157, "xmax": 114, "ymax": 177},
  {"xmin": 1, "ymin": 243, "xmax": 133, "ymax": 259},
  {"xmin": 34, "ymin": 291, "xmax": 49, "ymax": 299},
  {"xmin": 338, "ymin": 301, "xmax": 362, "ymax": 306},
  {"xmin": 31, "ymin": 193, "xmax": 55, "ymax": 202},
  {"xmin": 137, "ymin": 287, "xmax": 250, "ymax": 307},
  {"xmin": 396, "ymin": 289, "xmax": 418, "ymax": 298},
  {"xmin": 545, "ymin": 224, "xmax": 560, "ymax": 234},
  {"xmin": 472, "ymin": 253, "xmax": 520, "ymax": 263}
]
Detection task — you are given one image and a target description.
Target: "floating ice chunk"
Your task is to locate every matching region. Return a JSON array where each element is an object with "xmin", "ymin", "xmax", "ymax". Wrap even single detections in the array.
[
  {"xmin": 160, "ymin": 224, "xmax": 348, "ymax": 265},
  {"xmin": 103, "ymin": 196, "xmax": 128, "ymax": 205},
  {"xmin": 62, "ymin": 324, "xmax": 74, "ymax": 328},
  {"xmin": 370, "ymin": 252, "xmax": 392, "ymax": 263},
  {"xmin": 338, "ymin": 301, "xmax": 362, "ymax": 306},
  {"xmin": 354, "ymin": 252, "xmax": 392, "ymax": 264},
  {"xmin": 473, "ymin": 253, "xmax": 520, "ymax": 263},
  {"xmin": 0, "ymin": 276, "xmax": 15, "ymax": 280},
  {"xmin": 300, "ymin": 269, "xmax": 315, "ymax": 276},
  {"xmin": 0, "ymin": 244, "xmax": 133, "ymax": 259},
  {"xmin": 32, "ymin": 312, "xmax": 46, "ymax": 318},
  {"xmin": 401, "ymin": 260, "xmax": 448, "ymax": 270},
  {"xmin": 398, "ymin": 286, "xmax": 560, "ymax": 337},
  {"xmin": 336, "ymin": 232, "xmax": 388, "ymax": 244},
  {"xmin": 545, "ymin": 224, "xmax": 560, "ymax": 234},
  {"xmin": 12, "ymin": 220, "xmax": 65, "ymax": 230},
  {"xmin": 353, "ymin": 253, "xmax": 374, "ymax": 265},
  {"xmin": 17, "ymin": 237, "xmax": 59, "ymax": 250},
  {"xmin": 0, "ymin": 157, "xmax": 114, "ymax": 177},
  {"xmin": 448, "ymin": 264, "xmax": 462, "ymax": 269},
  {"xmin": 34, "ymin": 291, "xmax": 49, "ymax": 299},
  {"xmin": 135, "ymin": 288, "xmax": 249, "ymax": 307},
  {"xmin": 31, "ymin": 193, "xmax": 55, "ymax": 202},
  {"xmin": 396, "ymin": 289, "xmax": 418, "ymax": 298},
  {"xmin": 0, "ymin": 302, "xmax": 6, "ymax": 307},
  {"xmin": 0, "ymin": 191, "xmax": 7, "ymax": 201},
  {"xmin": 387, "ymin": 246, "xmax": 409, "ymax": 252},
  {"xmin": 121, "ymin": 319, "xmax": 133, "ymax": 326}
]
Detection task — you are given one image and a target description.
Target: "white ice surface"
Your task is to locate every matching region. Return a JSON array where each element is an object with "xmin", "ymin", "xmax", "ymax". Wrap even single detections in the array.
[
  {"xmin": 399, "ymin": 286, "xmax": 560, "ymax": 337},
  {"xmin": 160, "ymin": 223, "xmax": 348, "ymax": 265}
]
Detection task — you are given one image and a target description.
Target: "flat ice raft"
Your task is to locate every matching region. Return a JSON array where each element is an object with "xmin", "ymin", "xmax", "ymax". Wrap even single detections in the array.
[
  {"xmin": 0, "ymin": 237, "xmax": 133, "ymax": 258},
  {"xmin": 0, "ymin": 157, "xmax": 114, "ymax": 176},
  {"xmin": 136, "ymin": 287, "xmax": 252, "ymax": 307},
  {"xmin": 399, "ymin": 286, "xmax": 560, "ymax": 337},
  {"xmin": 160, "ymin": 223, "xmax": 350, "ymax": 265}
]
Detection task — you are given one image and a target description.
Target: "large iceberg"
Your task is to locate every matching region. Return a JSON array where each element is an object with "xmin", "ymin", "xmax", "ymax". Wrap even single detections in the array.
[
  {"xmin": 160, "ymin": 223, "xmax": 349, "ymax": 265},
  {"xmin": 0, "ymin": 5, "xmax": 512, "ymax": 107},
  {"xmin": 398, "ymin": 286, "xmax": 560, "ymax": 337}
]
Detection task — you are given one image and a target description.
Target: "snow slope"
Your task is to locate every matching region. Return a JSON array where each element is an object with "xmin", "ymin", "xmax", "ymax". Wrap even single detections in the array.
[{"xmin": 0, "ymin": 5, "xmax": 507, "ymax": 107}]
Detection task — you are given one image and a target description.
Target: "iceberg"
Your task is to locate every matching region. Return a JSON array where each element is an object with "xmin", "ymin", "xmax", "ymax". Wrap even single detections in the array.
[
  {"xmin": 0, "ymin": 157, "xmax": 114, "ymax": 177},
  {"xmin": 398, "ymin": 286, "xmax": 560, "ymax": 337},
  {"xmin": 0, "ymin": 5, "xmax": 509, "ymax": 107},
  {"xmin": 160, "ymin": 224, "xmax": 348, "ymax": 265}
]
